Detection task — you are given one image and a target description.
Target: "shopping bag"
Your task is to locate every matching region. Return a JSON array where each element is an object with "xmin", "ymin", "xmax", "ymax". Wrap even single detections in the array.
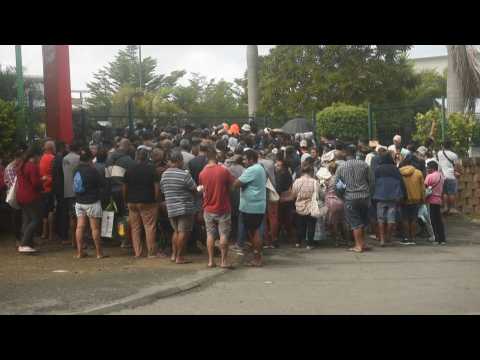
[
  {"xmin": 101, "ymin": 210, "xmax": 115, "ymax": 238},
  {"xmin": 6, "ymin": 178, "xmax": 20, "ymax": 210},
  {"xmin": 313, "ymin": 216, "xmax": 326, "ymax": 242}
]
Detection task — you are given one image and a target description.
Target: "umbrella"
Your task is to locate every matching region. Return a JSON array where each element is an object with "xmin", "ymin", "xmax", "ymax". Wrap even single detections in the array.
[{"xmin": 281, "ymin": 117, "xmax": 312, "ymax": 135}]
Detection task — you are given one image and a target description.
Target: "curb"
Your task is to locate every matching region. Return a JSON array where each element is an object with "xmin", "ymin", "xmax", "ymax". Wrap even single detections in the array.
[{"xmin": 69, "ymin": 253, "xmax": 245, "ymax": 315}]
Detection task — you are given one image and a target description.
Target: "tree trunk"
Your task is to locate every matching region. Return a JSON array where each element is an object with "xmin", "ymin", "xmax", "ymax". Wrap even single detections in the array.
[
  {"xmin": 447, "ymin": 45, "xmax": 465, "ymax": 114},
  {"xmin": 247, "ymin": 45, "xmax": 258, "ymax": 119}
]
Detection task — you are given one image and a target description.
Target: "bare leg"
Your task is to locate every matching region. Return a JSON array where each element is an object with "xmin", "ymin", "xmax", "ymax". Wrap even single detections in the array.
[
  {"xmin": 352, "ymin": 227, "xmax": 365, "ymax": 251},
  {"xmin": 386, "ymin": 223, "xmax": 395, "ymax": 243},
  {"xmin": 175, "ymin": 231, "xmax": 190, "ymax": 263},
  {"xmin": 402, "ymin": 221, "xmax": 409, "ymax": 241},
  {"xmin": 251, "ymin": 229, "xmax": 263, "ymax": 265},
  {"xmin": 171, "ymin": 231, "xmax": 178, "ymax": 261},
  {"xmin": 88, "ymin": 217, "xmax": 104, "ymax": 258},
  {"xmin": 75, "ymin": 216, "xmax": 87, "ymax": 258},
  {"xmin": 219, "ymin": 234, "xmax": 230, "ymax": 267},
  {"xmin": 378, "ymin": 222, "xmax": 385, "ymax": 246},
  {"xmin": 206, "ymin": 233, "xmax": 216, "ymax": 267}
]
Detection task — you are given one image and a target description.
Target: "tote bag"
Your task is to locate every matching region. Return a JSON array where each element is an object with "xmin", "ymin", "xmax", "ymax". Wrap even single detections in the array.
[
  {"xmin": 310, "ymin": 180, "xmax": 328, "ymax": 218},
  {"xmin": 6, "ymin": 177, "xmax": 20, "ymax": 210}
]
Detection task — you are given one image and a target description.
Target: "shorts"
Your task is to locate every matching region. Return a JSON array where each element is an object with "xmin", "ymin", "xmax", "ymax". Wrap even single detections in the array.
[
  {"xmin": 75, "ymin": 201, "xmax": 103, "ymax": 218},
  {"xmin": 401, "ymin": 204, "xmax": 419, "ymax": 222},
  {"xmin": 241, "ymin": 212, "xmax": 264, "ymax": 232},
  {"xmin": 40, "ymin": 192, "xmax": 55, "ymax": 218},
  {"xmin": 368, "ymin": 200, "xmax": 378, "ymax": 222},
  {"xmin": 344, "ymin": 198, "xmax": 370, "ymax": 230},
  {"xmin": 169, "ymin": 214, "xmax": 194, "ymax": 232},
  {"xmin": 377, "ymin": 201, "xmax": 397, "ymax": 224},
  {"xmin": 204, "ymin": 212, "xmax": 231, "ymax": 238},
  {"xmin": 443, "ymin": 179, "xmax": 458, "ymax": 195}
]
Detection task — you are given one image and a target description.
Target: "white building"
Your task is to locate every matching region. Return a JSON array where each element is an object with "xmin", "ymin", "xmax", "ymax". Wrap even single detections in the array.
[{"xmin": 410, "ymin": 55, "xmax": 448, "ymax": 74}]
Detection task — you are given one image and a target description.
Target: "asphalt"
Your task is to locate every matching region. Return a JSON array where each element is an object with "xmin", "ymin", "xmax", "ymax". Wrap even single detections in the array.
[
  {"xmin": 115, "ymin": 218, "xmax": 480, "ymax": 315},
  {"xmin": 1, "ymin": 214, "xmax": 478, "ymax": 315}
]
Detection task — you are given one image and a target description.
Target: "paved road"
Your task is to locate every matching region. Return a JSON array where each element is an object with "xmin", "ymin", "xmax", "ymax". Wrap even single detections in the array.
[{"xmin": 115, "ymin": 242, "xmax": 480, "ymax": 315}]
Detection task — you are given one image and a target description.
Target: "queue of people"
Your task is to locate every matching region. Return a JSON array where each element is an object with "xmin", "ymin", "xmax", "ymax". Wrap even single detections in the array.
[{"xmin": 1, "ymin": 123, "xmax": 461, "ymax": 267}]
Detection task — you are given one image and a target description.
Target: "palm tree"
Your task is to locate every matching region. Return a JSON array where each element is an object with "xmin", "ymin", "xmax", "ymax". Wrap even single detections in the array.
[
  {"xmin": 247, "ymin": 45, "xmax": 258, "ymax": 120},
  {"xmin": 446, "ymin": 45, "xmax": 480, "ymax": 114}
]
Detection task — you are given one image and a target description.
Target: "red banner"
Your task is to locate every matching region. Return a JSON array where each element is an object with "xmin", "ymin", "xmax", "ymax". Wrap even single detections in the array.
[{"xmin": 42, "ymin": 45, "xmax": 73, "ymax": 144}]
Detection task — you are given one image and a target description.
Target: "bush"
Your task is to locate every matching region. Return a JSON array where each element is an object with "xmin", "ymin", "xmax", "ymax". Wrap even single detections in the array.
[
  {"xmin": 316, "ymin": 103, "xmax": 368, "ymax": 141},
  {"xmin": 0, "ymin": 99, "xmax": 17, "ymax": 156},
  {"xmin": 413, "ymin": 109, "xmax": 476, "ymax": 157}
]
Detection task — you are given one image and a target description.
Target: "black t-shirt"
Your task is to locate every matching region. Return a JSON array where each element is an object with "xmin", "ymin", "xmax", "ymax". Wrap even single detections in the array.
[
  {"xmin": 124, "ymin": 162, "xmax": 159, "ymax": 203},
  {"xmin": 75, "ymin": 163, "xmax": 103, "ymax": 204},
  {"xmin": 188, "ymin": 155, "xmax": 208, "ymax": 183},
  {"xmin": 276, "ymin": 168, "xmax": 293, "ymax": 193}
]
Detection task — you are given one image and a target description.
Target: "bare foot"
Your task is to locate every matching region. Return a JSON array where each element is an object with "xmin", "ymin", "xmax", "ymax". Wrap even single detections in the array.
[
  {"xmin": 97, "ymin": 254, "xmax": 109, "ymax": 259},
  {"xmin": 75, "ymin": 253, "xmax": 88, "ymax": 259},
  {"xmin": 207, "ymin": 263, "xmax": 217, "ymax": 268}
]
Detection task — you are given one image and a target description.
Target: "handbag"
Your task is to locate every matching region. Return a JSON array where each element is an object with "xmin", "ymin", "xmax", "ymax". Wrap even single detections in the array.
[
  {"xmin": 6, "ymin": 177, "xmax": 20, "ymax": 210},
  {"xmin": 335, "ymin": 178, "xmax": 346, "ymax": 198},
  {"xmin": 266, "ymin": 177, "xmax": 280, "ymax": 202},
  {"xmin": 310, "ymin": 180, "xmax": 328, "ymax": 218},
  {"xmin": 442, "ymin": 150, "xmax": 462, "ymax": 178}
]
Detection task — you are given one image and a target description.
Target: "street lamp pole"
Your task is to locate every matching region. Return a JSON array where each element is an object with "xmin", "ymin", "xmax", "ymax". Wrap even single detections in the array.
[
  {"xmin": 15, "ymin": 45, "xmax": 26, "ymax": 143},
  {"xmin": 138, "ymin": 45, "xmax": 143, "ymax": 90}
]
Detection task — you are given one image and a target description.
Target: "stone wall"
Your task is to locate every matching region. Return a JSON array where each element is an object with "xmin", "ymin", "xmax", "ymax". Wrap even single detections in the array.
[{"xmin": 457, "ymin": 158, "xmax": 480, "ymax": 215}]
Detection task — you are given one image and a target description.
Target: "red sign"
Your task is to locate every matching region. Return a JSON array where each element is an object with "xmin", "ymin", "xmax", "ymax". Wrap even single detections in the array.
[{"xmin": 42, "ymin": 45, "xmax": 73, "ymax": 144}]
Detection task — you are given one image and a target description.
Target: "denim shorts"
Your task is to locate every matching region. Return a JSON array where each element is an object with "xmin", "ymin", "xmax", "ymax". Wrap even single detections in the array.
[
  {"xmin": 344, "ymin": 198, "xmax": 370, "ymax": 230},
  {"xmin": 443, "ymin": 178, "xmax": 458, "ymax": 195},
  {"xmin": 401, "ymin": 204, "xmax": 419, "ymax": 222},
  {"xmin": 377, "ymin": 201, "xmax": 397, "ymax": 224},
  {"xmin": 75, "ymin": 201, "xmax": 103, "ymax": 218}
]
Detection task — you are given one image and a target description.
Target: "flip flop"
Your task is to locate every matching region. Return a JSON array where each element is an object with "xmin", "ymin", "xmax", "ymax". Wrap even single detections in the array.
[
  {"xmin": 207, "ymin": 264, "xmax": 217, "ymax": 268},
  {"xmin": 348, "ymin": 248, "xmax": 363, "ymax": 253},
  {"xmin": 97, "ymin": 255, "xmax": 110, "ymax": 259},
  {"xmin": 75, "ymin": 253, "xmax": 89, "ymax": 259},
  {"xmin": 175, "ymin": 260, "xmax": 192, "ymax": 264}
]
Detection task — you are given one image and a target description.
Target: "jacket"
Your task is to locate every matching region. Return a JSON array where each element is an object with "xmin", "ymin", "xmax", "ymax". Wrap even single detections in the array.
[
  {"xmin": 105, "ymin": 150, "xmax": 135, "ymax": 193},
  {"xmin": 373, "ymin": 163, "xmax": 405, "ymax": 202},
  {"xmin": 16, "ymin": 161, "xmax": 43, "ymax": 205},
  {"xmin": 400, "ymin": 165, "xmax": 425, "ymax": 204}
]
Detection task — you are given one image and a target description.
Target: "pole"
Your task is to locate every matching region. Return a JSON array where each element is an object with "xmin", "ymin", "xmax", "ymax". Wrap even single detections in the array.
[
  {"xmin": 441, "ymin": 96, "xmax": 446, "ymax": 143},
  {"xmin": 247, "ymin": 45, "xmax": 258, "ymax": 122},
  {"xmin": 138, "ymin": 45, "xmax": 143, "ymax": 90},
  {"xmin": 368, "ymin": 103, "xmax": 372, "ymax": 140},
  {"xmin": 128, "ymin": 97, "xmax": 134, "ymax": 135},
  {"xmin": 15, "ymin": 45, "xmax": 26, "ymax": 143}
]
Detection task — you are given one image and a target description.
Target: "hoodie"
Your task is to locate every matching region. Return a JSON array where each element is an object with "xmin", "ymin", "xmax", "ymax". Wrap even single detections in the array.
[
  {"xmin": 399, "ymin": 165, "xmax": 425, "ymax": 204},
  {"xmin": 373, "ymin": 156, "xmax": 405, "ymax": 202}
]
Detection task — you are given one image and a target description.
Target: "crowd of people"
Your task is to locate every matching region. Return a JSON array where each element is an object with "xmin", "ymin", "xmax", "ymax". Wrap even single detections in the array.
[{"xmin": 0, "ymin": 120, "xmax": 462, "ymax": 267}]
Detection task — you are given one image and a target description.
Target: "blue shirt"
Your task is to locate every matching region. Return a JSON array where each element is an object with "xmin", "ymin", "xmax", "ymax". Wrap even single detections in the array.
[{"xmin": 238, "ymin": 163, "xmax": 266, "ymax": 214}]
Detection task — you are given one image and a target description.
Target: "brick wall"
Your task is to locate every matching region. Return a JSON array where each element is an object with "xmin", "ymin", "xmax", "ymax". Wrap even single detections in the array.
[{"xmin": 457, "ymin": 158, "xmax": 480, "ymax": 215}]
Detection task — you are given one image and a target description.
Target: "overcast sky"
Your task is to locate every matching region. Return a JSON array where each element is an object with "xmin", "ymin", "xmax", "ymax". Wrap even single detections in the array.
[{"xmin": 0, "ymin": 45, "xmax": 448, "ymax": 91}]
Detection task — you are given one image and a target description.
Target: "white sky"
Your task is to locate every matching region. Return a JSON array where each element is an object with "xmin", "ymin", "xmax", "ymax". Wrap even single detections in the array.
[{"xmin": 0, "ymin": 45, "xmax": 448, "ymax": 91}]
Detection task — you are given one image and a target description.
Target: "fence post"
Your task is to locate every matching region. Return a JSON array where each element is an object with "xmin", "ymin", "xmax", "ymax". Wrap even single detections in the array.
[
  {"xmin": 368, "ymin": 103, "xmax": 372, "ymax": 140},
  {"xmin": 441, "ymin": 97, "xmax": 446, "ymax": 144}
]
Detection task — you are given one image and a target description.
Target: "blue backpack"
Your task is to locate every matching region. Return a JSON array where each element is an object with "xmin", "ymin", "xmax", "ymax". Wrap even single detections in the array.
[{"xmin": 73, "ymin": 171, "xmax": 85, "ymax": 194}]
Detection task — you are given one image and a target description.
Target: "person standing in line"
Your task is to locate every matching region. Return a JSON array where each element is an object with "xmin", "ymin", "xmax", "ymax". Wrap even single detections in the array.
[
  {"xmin": 160, "ymin": 150, "xmax": 197, "ymax": 264},
  {"xmin": 74, "ymin": 150, "xmax": 106, "ymax": 259},
  {"xmin": 373, "ymin": 154, "xmax": 405, "ymax": 246},
  {"xmin": 61, "ymin": 141, "xmax": 81, "ymax": 246},
  {"xmin": 324, "ymin": 162, "xmax": 346, "ymax": 246},
  {"xmin": 225, "ymin": 153, "xmax": 245, "ymax": 253},
  {"xmin": 289, "ymin": 161, "xmax": 323, "ymax": 250},
  {"xmin": 180, "ymin": 139, "xmax": 195, "ymax": 169},
  {"xmin": 124, "ymin": 149, "xmax": 161, "ymax": 258},
  {"xmin": 425, "ymin": 161, "xmax": 446, "ymax": 245},
  {"xmin": 233, "ymin": 149, "xmax": 266, "ymax": 267},
  {"xmin": 4, "ymin": 148, "xmax": 25, "ymax": 245},
  {"xmin": 105, "ymin": 138, "xmax": 136, "ymax": 248},
  {"xmin": 15, "ymin": 146, "xmax": 43, "ymax": 253},
  {"xmin": 199, "ymin": 145, "xmax": 236, "ymax": 268},
  {"xmin": 336, "ymin": 145, "xmax": 374, "ymax": 253},
  {"xmin": 259, "ymin": 150, "xmax": 278, "ymax": 249},
  {"xmin": 437, "ymin": 140, "xmax": 461, "ymax": 215},
  {"xmin": 39, "ymin": 140, "xmax": 56, "ymax": 243},
  {"xmin": 275, "ymin": 157, "xmax": 295, "ymax": 246},
  {"xmin": 399, "ymin": 155, "xmax": 426, "ymax": 245},
  {"xmin": 52, "ymin": 141, "xmax": 67, "ymax": 243}
]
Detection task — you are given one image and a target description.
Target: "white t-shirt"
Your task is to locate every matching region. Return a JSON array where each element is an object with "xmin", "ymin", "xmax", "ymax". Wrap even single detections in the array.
[{"xmin": 437, "ymin": 150, "xmax": 458, "ymax": 180}]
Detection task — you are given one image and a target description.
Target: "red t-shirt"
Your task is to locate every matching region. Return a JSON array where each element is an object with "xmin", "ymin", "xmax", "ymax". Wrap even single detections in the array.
[
  {"xmin": 199, "ymin": 163, "xmax": 235, "ymax": 214},
  {"xmin": 39, "ymin": 152, "xmax": 55, "ymax": 193}
]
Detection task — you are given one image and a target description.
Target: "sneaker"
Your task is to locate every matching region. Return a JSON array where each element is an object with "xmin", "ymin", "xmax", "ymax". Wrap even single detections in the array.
[
  {"xmin": 295, "ymin": 243, "xmax": 301, "ymax": 248},
  {"xmin": 306, "ymin": 246, "xmax": 314, "ymax": 250},
  {"xmin": 369, "ymin": 235, "xmax": 377, "ymax": 240},
  {"xmin": 428, "ymin": 236, "xmax": 436, "ymax": 243},
  {"xmin": 400, "ymin": 239, "xmax": 411, "ymax": 245},
  {"xmin": 439, "ymin": 242, "xmax": 447, "ymax": 246},
  {"xmin": 18, "ymin": 246, "xmax": 37, "ymax": 253}
]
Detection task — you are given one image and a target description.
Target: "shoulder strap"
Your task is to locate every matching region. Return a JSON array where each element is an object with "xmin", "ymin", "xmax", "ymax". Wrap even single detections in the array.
[{"xmin": 442, "ymin": 150, "xmax": 455, "ymax": 166}]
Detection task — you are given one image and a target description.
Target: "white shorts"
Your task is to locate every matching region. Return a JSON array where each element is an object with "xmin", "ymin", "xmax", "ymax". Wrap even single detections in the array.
[{"xmin": 75, "ymin": 201, "xmax": 103, "ymax": 218}]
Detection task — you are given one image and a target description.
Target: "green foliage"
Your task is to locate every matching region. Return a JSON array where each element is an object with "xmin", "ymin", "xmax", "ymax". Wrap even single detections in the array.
[
  {"xmin": 316, "ymin": 103, "xmax": 368, "ymax": 141},
  {"xmin": 406, "ymin": 69, "xmax": 446, "ymax": 101},
  {"xmin": 251, "ymin": 45, "xmax": 417, "ymax": 120},
  {"xmin": 0, "ymin": 65, "xmax": 16, "ymax": 101},
  {"xmin": 413, "ymin": 109, "xmax": 476, "ymax": 157},
  {"xmin": 0, "ymin": 99, "xmax": 17, "ymax": 155}
]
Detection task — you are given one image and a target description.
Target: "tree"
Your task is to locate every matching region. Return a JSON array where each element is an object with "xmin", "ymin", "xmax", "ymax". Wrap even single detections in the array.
[
  {"xmin": 0, "ymin": 65, "xmax": 16, "ymax": 101},
  {"xmin": 252, "ymin": 45, "xmax": 417, "ymax": 120},
  {"xmin": 0, "ymin": 99, "xmax": 17, "ymax": 155}
]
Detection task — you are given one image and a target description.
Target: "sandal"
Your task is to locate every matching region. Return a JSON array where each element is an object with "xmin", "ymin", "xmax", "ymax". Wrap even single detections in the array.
[
  {"xmin": 175, "ymin": 260, "xmax": 192, "ymax": 264},
  {"xmin": 348, "ymin": 247, "xmax": 363, "ymax": 253}
]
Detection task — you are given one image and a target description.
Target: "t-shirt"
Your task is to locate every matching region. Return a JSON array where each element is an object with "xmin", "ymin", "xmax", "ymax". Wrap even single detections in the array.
[
  {"xmin": 39, "ymin": 152, "xmax": 55, "ymax": 193},
  {"xmin": 75, "ymin": 163, "xmax": 103, "ymax": 204},
  {"xmin": 238, "ymin": 163, "xmax": 266, "ymax": 214},
  {"xmin": 63, "ymin": 152, "xmax": 80, "ymax": 198},
  {"xmin": 188, "ymin": 155, "xmax": 208, "ymax": 183},
  {"xmin": 181, "ymin": 151, "xmax": 195, "ymax": 169},
  {"xmin": 124, "ymin": 162, "xmax": 159, "ymax": 203},
  {"xmin": 160, "ymin": 167, "xmax": 197, "ymax": 218},
  {"xmin": 259, "ymin": 158, "xmax": 276, "ymax": 188},
  {"xmin": 437, "ymin": 149, "xmax": 458, "ymax": 180},
  {"xmin": 276, "ymin": 168, "xmax": 293, "ymax": 194},
  {"xmin": 199, "ymin": 164, "xmax": 235, "ymax": 214},
  {"xmin": 425, "ymin": 171, "xmax": 444, "ymax": 205}
]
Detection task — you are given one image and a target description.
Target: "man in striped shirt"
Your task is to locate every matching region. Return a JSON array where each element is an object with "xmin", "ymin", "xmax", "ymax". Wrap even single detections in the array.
[
  {"xmin": 160, "ymin": 150, "xmax": 198, "ymax": 264},
  {"xmin": 336, "ymin": 145, "xmax": 374, "ymax": 253}
]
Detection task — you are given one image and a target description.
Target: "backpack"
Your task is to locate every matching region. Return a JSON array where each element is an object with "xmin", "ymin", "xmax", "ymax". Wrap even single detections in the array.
[{"xmin": 73, "ymin": 171, "xmax": 85, "ymax": 194}]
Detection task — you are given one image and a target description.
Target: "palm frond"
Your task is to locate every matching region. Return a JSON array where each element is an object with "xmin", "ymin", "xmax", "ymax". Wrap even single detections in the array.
[{"xmin": 449, "ymin": 45, "xmax": 480, "ymax": 112}]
